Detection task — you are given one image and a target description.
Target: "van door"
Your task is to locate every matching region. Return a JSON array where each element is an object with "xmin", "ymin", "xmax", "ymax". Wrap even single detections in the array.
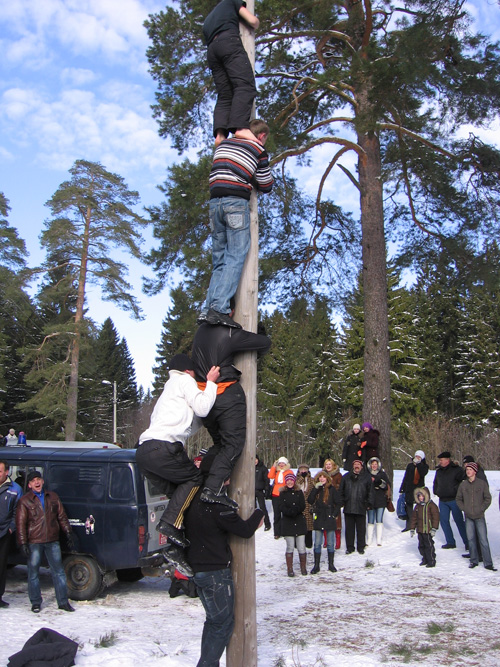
[{"xmin": 104, "ymin": 463, "xmax": 140, "ymax": 569}]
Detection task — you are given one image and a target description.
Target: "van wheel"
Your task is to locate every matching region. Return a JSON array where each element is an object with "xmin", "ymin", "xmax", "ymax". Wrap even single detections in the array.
[
  {"xmin": 116, "ymin": 567, "xmax": 144, "ymax": 583},
  {"xmin": 63, "ymin": 555, "xmax": 104, "ymax": 601}
]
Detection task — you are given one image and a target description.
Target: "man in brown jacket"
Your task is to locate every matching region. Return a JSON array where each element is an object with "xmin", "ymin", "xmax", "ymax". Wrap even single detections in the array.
[{"xmin": 16, "ymin": 471, "xmax": 75, "ymax": 612}]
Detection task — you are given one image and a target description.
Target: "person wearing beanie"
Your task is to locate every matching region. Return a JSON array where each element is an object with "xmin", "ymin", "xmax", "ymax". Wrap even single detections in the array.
[
  {"xmin": 399, "ymin": 449, "xmax": 429, "ymax": 532},
  {"xmin": 339, "ymin": 460, "xmax": 373, "ymax": 554},
  {"xmin": 456, "ymin": 464, "xmax": 497, "ymax": 571},
  {"xmin": 278, "ymin": 471, "xmax": 307, "ymax": 576},
  {"xmin": 409, "ymin": 487, "xmax": 440, "ymax": 567},
  {"xmin": 462, "ymin": 455, "xmax": 488, "ymax": 485},
  {"xmin": 359, "ymin": 422, "xmax": 380, "ymax": 461},
  {"xmin": 268, "ymin": 457, "xmax": 291, "ymax": 538},
  {"xmin": 255, "ymin": 456, "xmax": 271, "ymax": 531},
  {"xmin": 433, "ymin": 452, "xmax": 468, "ymax": 552},
  {"xmin": 342, "ymin": 424, "xmax": 362, "ymax": 470},
  {"xmin": 295, "ymin": 464, "xmax": 315, "ymax": 548},
  {"xmin": 308, "ymin": 471, "xmax": 341, "ymax": 573},
  {"xmin": 323, "ymin": 459, "xmax": 343, "ymax": 550},
  {"xmin": 136, "ymin": 354, "xmax": 220, "ymax": 576}
]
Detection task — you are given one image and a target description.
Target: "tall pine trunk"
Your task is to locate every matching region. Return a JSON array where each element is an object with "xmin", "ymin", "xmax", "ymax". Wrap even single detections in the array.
[{"xmin": 358, "ymin": 129, "xmax": 392, "ymax": 480}]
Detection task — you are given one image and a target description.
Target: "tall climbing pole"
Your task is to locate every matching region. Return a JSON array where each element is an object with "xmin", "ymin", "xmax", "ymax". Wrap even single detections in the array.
[{"xmin": 227, "ymin": 2, "xmax": 259, "ymax": 664}]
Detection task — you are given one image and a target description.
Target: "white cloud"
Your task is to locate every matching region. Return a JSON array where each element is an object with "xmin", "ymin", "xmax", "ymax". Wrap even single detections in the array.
[{"xmin": 61, "ymin": 67, "xmax": 97, "ymax": 86}]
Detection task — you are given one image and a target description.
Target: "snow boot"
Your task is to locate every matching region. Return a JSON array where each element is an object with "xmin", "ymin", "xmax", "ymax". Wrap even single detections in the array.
[
  {"xmin": 310, "ymin": 552, "xmax": 321, "ymax": 574},
  {"xmin": 328, "ymin": 551, "xmax": 337, "ymax": 573},
  {"xmin": 376, "ymin": 522, "xmax": 384, "ymax": 546},
  {"xmin": 335, "ymin": 529, "xmax": 341, "ymax": 550},
  {"xmin": 366, "ymin": 523, "xmax": 374, "ymax": 546},
  {"xmin": 299, "ymin": 552, "xmax": 307, "ymax": 575},
  {"xmin": 286, "ymin": 553, "xmax": 295, "ymax": 577}
]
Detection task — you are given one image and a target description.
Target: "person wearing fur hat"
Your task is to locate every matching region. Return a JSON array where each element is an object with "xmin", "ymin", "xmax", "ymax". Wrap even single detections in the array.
[
  {"xmin": 409, "ymin": 487, "xmax": 440, "ymax": 567},
  {"xmin": 399, "ymin": 450, "xmax": 429, "ymax": 532},
  {"xmin": 359, "ymin": 422, "xmax": 380, "ymax": 461},
  {"xmin": 323, "ymin": 459, "xmax": 343, "ymax": 550},
  {"xmin": 339, "ymin": 460, "xmax": 373, "ymax": 554},
  {"xmin": 433, "ymin": 451, "xmax": 468, "ymax": 552},
  {"xmin": 456, "ymin": 463, "xmax": 497, "ymax": 571},
  {"xmin": 295, "ymin": 463, "xmax": 315, "ymax": 548},
  {"xmin": 307, "ymin": 471, "xmax": 341, "ymax": 573},
  {"xmin": 278, "ymin": 472, "xmax": 307, "ymax": 576},
  {"xmin": 342, "ymin": 424, "xmax": 362, "ymax": 471},
  {"xmin": 268, "ymin": 457, "xmax": 291, "ymax": 538},
  {"xmin": 366, "ymin": 457, "xmax": 391, "ymax": 546}
]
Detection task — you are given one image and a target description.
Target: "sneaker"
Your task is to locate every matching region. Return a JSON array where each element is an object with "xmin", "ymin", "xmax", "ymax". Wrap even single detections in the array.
[
  {"xmin": 441, "ymin": 544, "xmax": 456, "ymax": 549},
  {"xmin": 156, "ymin": 520, "xmax": 190, "ymax": 549},
  {"xmin": 469, "ymin": 562, "xmax": 478, "ymax": 568},
  {"xmin": 59, "ymin": 602, "xmax": 75, "ymax": 612},
  {"xmin": 31, "ymin": 604, "xmax": 41, "ymax": 613},
  {"xmin": 200, "ymin": 487, "xmax": 238, "ymax": 509},
  {"xmin": 0, "ymin": 599, "xmax": 9, "ymax": 608},
  {"xmin": 485, "ymin": 565, "xmax": 497, "ymax": 571},
  {"xmin": 162, "ymin": 544, "xmax": 193, "ymax": 578},
  {"xmin": 205, "ymin": 309, "xmax": 242, "ymax": 329}
]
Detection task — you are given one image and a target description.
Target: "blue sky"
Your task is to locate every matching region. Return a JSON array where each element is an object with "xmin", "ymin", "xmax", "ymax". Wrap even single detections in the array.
[{"xmin": 0, "ymin": 0, "xmax": 499, "ymax": 391}]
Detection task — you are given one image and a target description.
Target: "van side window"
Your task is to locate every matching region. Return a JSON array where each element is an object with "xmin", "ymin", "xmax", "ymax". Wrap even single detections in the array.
[
  {"xmin": 49, "ymin": 465, "xmax": 105, "ymax": 500},
  {"xmin": 109, "ymin": 466, "xmax": 135, "ymax": 502}
]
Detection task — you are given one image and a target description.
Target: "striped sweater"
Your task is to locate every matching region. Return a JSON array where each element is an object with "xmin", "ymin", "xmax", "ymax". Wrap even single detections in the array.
[{"xmin": 209, "ymin": 137, "xmax": 274, "ymax": 200}]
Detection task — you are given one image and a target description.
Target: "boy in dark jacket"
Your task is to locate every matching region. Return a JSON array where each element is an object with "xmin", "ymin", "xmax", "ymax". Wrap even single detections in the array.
[{"xmin": 410, "ymin": 487, "xmax": 440, "ymax": 568}]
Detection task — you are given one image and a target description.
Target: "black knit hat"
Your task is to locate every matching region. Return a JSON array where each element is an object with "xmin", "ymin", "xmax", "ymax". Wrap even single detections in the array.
[
  {"xmin": 437, "ymin": 451, "xmax": 451, "ymax": 459},
  {"xmin": 169, "ymin": 354, "xmax": 194, "ymax": 372},
  {"xmin": 27, "ymin": 470, "xmax": 42, "ymax": 483}
]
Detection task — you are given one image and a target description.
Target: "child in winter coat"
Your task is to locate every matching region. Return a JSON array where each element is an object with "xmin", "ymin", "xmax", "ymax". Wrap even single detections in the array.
[
  {"xmin": 278, "ymin": 471, "xmax": 307, "ymax": 576},
  {"xmin": 308, "ymin": 471, "xmax": 341, "ymax": 574},
  {"xmin": 410, "ymin": 487, "xmax": 440, "ymax": 568}
]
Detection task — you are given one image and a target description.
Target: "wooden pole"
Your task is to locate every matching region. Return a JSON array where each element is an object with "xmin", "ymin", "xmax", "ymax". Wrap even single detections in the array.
[{"xmin": 227, "ymin": 5, "xmax": 258, "ymax": 665}]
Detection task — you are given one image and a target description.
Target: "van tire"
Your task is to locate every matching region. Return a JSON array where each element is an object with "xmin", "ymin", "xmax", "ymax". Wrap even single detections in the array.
[
  {"xmin": 116, "ymin": 567, "xmax": 144, "ymax": 583},
  {"xmin": 64, "ymin": 555, "xmax": 104, "ymax": 601}
]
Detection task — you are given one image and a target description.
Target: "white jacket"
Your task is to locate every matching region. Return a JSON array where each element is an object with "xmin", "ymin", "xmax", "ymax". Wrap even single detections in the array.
[{"xmin": 138, "ymin": 370, "xmax": 217, "ymax": 446}]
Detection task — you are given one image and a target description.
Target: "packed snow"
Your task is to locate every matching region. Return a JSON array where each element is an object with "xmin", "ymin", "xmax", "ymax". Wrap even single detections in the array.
[{"xmin": 2, "ymin": 470, "xmax": 500, "ymax": 667}]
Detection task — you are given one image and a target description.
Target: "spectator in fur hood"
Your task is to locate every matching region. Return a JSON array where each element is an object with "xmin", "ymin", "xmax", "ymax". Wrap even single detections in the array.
[
  {"xmin": 268, "ymin": 457, "xmax": 290, "ymax": 538},
  {"xmin": 410, "ymin": 487, "xmax": 440, "ymax": 568}
]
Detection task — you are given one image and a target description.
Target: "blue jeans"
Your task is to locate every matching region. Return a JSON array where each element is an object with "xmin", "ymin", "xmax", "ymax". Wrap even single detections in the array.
[
  {"xmin": 367, "ymin": 507, "xmax": 385, "ymax": 524},
  {"xmin": 194, "ymin": 568, "xmax": 235, "ymax": 667},
  {"xmin": 466, "ymin": 517, "xmax": 493, "ymax": 567},
  {"xmin": 28, "ymin": 542, "xmax": 69, "ymax": 607},
  {"xmin": 203, "ymin": 197, "xmax": 251, "ymax": 315},
  {"xmin": 438, "ymin": 499, "xmax": 468, "ymax": 548},
  {"xmin": 313, "ymin": 529, "xmax": 335, "ymax": 553}
]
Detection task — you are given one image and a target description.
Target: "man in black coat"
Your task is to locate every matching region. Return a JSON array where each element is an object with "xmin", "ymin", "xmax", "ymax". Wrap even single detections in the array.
[
  {"xmin": 185, "ymin": 466, "xmax": 263, "ymax": 667},
  {"xmin": 339, "ymin": 460, "xmax": 373, "ymax": 555},
  {"xmin": 433, "ymin": 451, "xmax": 468, "ymax": 551},
  {"xmin": 192, "ymin": 305, "xmax": 270, "ymax": 507}
]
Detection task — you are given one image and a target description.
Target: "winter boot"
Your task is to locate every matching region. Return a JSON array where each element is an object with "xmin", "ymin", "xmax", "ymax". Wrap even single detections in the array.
[
  {"xmin": 376, "ymin": 522, "xmax": 384, "ymax": 546},
  {"xmin": 366, "ymin": 523, "xmax": 374, "ymax": 546},
  {"xmin": 335, "ymin": 529, "xmax": 341, "ymax": 550},
  {"xmin": 299, "ymin": 552, "xmax": 307, "ymax": 576},
  {"xmin": 310, "ymin": 552, "xmax": 321, "ymax": 575},
  {"xmin": 285, "ymin": 553, "xmax": 295, "ymax": 577},
  {"xmin": 328, "ymin": 551, "xmax": 337, "ymax": 573}
]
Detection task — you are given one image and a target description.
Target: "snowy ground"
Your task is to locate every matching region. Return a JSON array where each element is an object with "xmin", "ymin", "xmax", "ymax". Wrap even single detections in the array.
[{"xmin": 2, "ymin": 470, "xmax": 500, "ymax": 667}]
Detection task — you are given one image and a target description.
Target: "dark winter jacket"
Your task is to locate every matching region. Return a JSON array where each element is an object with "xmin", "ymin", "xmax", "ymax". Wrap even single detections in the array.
[
  {"xmin": 456, "ymin": 477, "xmax": 492, "ymax": 520},
  {"xmin": 308, "ymin": 476, "xmax": 341, "ymax": 531},
  {"xmin": 433, "ymin": 462, "xmax": 465, "ymax": 501},
  {"xmin": 185, "ymin": 488, "xmax": 263, "ymax": 573},
  {"xmin": 278, "ymin": 487, "xmax": 306, "ymax": 537},
  {"xmin": 410, "ymin": 487, "xmax": 439, "ymax": 534},
  {"xmin": 342, "ymin": 431, "xmax": 362, "ymax": 469},
  {"xmin": 339, "ymin": 469, "xmax": 373, "ymax": 515},
  {"xmin": 192, "ymin": 323, "xmax": 271, "ymax": 384},
  {"xmin": 0, "ymin": 477, "xmax": 22, "ymax": 538},
  {"xmin": 16, "ymin": 490, "xmax": 71, "ymax": 546},
  {"xmin": 360, "ymin": 428, "xmax": 379, "ymax": 460},
  {"xmin": 400, "ymin": 459, "xmax": 429, "ymax": 501},
  {"xmin": 7, "ymin": 627, "xmax": 78, "ymax": 667},
  {"xmin": 255, "ymin": 457, "xmax": 270, "ymax": 494},
  {"xmin": 367, "ymin": 458, "xmax": 391, "ymax": 509},
  {"xmin": 295, "ymin": 472, "xmax": 315, "ymax": 531}
]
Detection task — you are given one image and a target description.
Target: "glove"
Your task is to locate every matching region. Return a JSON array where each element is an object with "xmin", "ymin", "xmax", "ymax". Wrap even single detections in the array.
[
  {"xmin": 430, "ymin": 528, "xmax": 436, "ymax": 537},
  {"xmin": 66, "ymin": 533, "xmax": 76, "ymax": 550},
  {"xmin": 21, "ymin": 544, "xmax": 30, "ymax": 558},
  {"xmin": 315, "ymin": 481, "xmax": 324, "ymax": 488},
  {"xmin": 410, "ymin": 530, "xmax": 415, "ymax": 538}
]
